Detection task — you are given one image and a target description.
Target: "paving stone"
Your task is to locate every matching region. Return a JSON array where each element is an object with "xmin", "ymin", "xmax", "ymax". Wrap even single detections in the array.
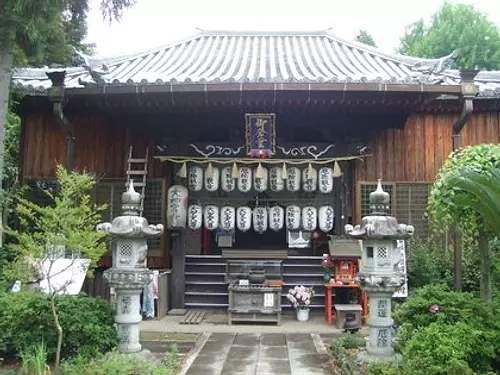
[
  {"xmin": 259, "ymin": 346, "xmax": 288, "ymax": 359},
  {"xmin": 286, "ymin": 333, "xmax": 312, "ymax": 342},
  {"xmin": 209, "ymin": 332, "xmax": 236, "ymax": 344},
  {"xmin": 260, "ymin": 333, "xmax": 287, "ymax": 346},
  {"xmin": 185, "ymin": 364, "xmax": 223, "ymax": 375},
  {"xmin": 227, "ymin": 345, "xmax": 259, "ymax": 360},
  {"xmin": 257, "ymin": 359, "xmax": 292, "ymax": 374},
  {"xmin": 233, "ymin": 333, "xmax": 261, "ymax": 346},
  {"xmin": 198, "ymin": 340, "xmax": 232, "ymax": 355},
  {"xmin": 290, "ymin": 353, "xmax": 330, "ymax": 368},
  {"xmin": 291, "ymin": 368, "xmax": 330, "ymax": 375},
  {"xmin": 288, "ymin": 341, "xmax": 317, "ymax": 353},
  {"xmin": 221, "ymin": 359, "xmax": 256, "ymax": 374}
]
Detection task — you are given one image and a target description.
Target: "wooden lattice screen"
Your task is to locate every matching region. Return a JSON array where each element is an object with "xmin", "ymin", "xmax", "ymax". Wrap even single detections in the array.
[{"xmin": 357, "ymin": 182, "xmax": 432, "ymax": 238}]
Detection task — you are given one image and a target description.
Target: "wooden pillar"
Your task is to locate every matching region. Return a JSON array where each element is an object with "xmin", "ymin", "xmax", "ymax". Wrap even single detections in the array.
[{"xmin": 170, "ymin": 230, "xmax": 185, "ymax": 309}]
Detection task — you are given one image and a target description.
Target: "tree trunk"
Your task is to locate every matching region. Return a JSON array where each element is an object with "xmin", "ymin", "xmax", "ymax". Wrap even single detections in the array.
[
  {"xmin": 50, "ymin": 294, "xmax": 63, "ymax": 374},
  {"xmin": 0, "ymin": 43, "xmax": 13, "ymax": 249},
  {"xmin": 478, "ymin": 231, "xmax": 492, "ymax": 302}
]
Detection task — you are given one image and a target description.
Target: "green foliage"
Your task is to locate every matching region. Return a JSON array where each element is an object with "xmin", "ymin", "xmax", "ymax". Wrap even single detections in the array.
[
  {"xmin": 366, "ymin": 362, "xmax": 400, "ymax": 375},
  {"xmin": 399, "ymin": 1, "xmax": 500, "ymax": 69},
  {"xmin": 330, "ymin": 341, "xmax": 358, "ymax": 375},
  {"xmin": 335, "ymin": 333, "xmax": 365, "ymax": 349},
  {"xmin": 0, "ymin": 291, "xmax": 118, "ymax": 361},
  {"xmin": 355, "ymin": 30, "xmax": 377, "ymax": 47},
  {"xmin": 428, "ymin": 144, "xmax": 500, "ymax": 243},
  {"xmin": 5, "ymin": 165, "xmax": 108, "ymax": 289},
  {"xmin": 406, "ymin": 238, "xmax": 453, "ymax": 289},
  {"xmin": 20, "ymin": 342, "xmax": 50, "ymax": 375},
  {"xmin": 2, "ymin": 0, "xmax": 135, "ymax": 67},
  {"xmin": 60, "ymin": 348, "xmax": 179, "ymax": 375},
  {"xmin": 393, "ymin": 285, "xmax": 500, "ymax": 373}
]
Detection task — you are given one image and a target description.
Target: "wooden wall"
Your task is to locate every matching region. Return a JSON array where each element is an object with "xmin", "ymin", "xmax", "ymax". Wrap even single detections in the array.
[
  {"xmin": 21, "ymin": 112, "xmax": 169, "ymax": 180},
  {"xmin": 355, "ymin": 112, "xmax": 500, "ymax": 183}
]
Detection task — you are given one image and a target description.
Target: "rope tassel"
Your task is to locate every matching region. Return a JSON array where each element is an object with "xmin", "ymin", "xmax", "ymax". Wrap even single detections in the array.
[
  {"xmin": 333, "ymin": 160, "xmax": 343, "ymax": 178},
  {"xmin": 206, "ymin": 162, "xmax": 214, "ymax": 178},
  {"xmin": 231, "ymin": 162, "xmax": 239, "ymax": 179},
  {"xmin": 281, "ymin": 162, "xmax": 288, "ymax": 179},
  {"xmin": 177, "ymin": 162, "xmax": 187, "ymax": 178},
  {"xmin": 256, "ymin": 163, "xmax": 264, "ymax": 179}
]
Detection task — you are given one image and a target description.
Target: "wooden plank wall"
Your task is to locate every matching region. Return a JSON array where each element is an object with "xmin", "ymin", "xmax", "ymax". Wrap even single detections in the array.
[
  {"xmin": 21, "ymin": 113, "xmax": 170, "ymax": 180},
  {"xmin": 20, "ymin": 112, "xmax": 173, "ymax": 268},
  {"xmin": 355, "ymin": 112, "xmax": 500, "ymax": 183}
]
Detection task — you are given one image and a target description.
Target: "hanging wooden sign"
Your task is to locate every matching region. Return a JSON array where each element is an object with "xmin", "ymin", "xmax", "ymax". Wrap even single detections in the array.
[{"xmin": 245, "ymin": 113, "xmax": 276, "ymax": 158}]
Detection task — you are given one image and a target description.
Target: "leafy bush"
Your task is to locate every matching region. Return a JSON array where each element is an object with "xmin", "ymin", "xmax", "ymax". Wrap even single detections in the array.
[
  {"xmin": 60, "ymin": 349, "xmax": 179, "ymax": 375},
  {"xmin": 406, "ymin": 238, "xmax": 454, "ymax": 289},
  {"xmin": 393, "ymin": 285, "xmax": 500, "ymax": 374},
  {"xmin": 0, "ymin": 291, "xmax": 118, "ymax": 360}
]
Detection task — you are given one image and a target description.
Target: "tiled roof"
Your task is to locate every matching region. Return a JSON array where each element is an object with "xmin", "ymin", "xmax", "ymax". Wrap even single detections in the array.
[{"xmin": 10, "ymin": 29, "xmax": 500, "ymax": 96}]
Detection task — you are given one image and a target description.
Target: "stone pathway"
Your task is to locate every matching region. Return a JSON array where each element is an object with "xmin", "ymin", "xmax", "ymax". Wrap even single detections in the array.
[{"xmin": 180, "ymin": 333, "xmax": 334, "ymax": 375}]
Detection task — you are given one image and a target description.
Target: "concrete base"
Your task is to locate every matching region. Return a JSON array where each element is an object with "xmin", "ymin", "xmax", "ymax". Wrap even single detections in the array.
[{"xmin": 356, "ymin": 350, "xmax": 402, "ymax": 366}]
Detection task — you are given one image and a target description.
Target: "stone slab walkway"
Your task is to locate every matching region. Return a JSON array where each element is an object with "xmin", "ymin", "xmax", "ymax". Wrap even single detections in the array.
[{"xmin": 180, "ymin": 333, "xmax": 334, "ymax": 375}]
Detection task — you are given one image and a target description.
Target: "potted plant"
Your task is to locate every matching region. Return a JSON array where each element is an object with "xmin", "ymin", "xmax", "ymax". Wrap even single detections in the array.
[
  {"xmin": 321, "ymin": 253, "xmax": 334, "ymax": 282},
  {"xmin": 286, "ymin": 285, "xmax": 315, "ymax": 321}
]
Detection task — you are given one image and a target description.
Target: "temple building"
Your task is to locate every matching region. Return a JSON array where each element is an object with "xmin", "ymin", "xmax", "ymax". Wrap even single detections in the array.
[{"xmin": 12, "ymin": 29, "xmax": 500, "ymax": 315}]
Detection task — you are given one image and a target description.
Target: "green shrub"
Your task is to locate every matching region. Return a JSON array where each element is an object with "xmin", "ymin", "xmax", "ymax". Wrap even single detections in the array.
[
  {"xmin": 0, "ymin": 291, "xmax": 118, "ymax": 361},
  {"xmin": 393, "ymin": 285, "xmax": 500, "ymax": 374},
  {"xmin": 60, "ymin": 349, "xmax": 179, "ymax": 375}
]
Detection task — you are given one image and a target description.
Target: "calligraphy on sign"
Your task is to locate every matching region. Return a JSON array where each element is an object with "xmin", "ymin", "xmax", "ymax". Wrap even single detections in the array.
[{"xmin": 245, "ymin": 113, "xmax": 276, "ymax": 157}]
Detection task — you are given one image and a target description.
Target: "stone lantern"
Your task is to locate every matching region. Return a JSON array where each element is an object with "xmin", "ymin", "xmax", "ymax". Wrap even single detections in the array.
[
  {"xmin": 345, "ymin": 180, "xmax": 414, "ymax": 363},
  {"xmin": 97, "ymin": 181, "xmax": 164, "ymax": 354}
]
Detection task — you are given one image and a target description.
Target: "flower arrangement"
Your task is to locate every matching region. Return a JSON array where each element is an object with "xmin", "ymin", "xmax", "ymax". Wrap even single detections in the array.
[{"xmin": 286, "ymin": 285, "xmax": 315, "ymax": 309}]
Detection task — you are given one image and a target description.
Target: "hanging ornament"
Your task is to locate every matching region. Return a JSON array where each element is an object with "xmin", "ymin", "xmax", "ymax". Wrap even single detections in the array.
[
  {"xmin": 318, "ymin": 205, "xmax": 335, "ymax": 232},
  {"xmin": 204, "ymin": 165, "xmax": 219, "ymax": 192},
  {"xmin": 177, "ymin": 162, "xmax": 187, "ymax": 178},
  {"xmin": 221, "ymin": 166, "xmax": 235, "ymax": 192},
  {"xmin": 286, "ymin": 167, "xmax": 301, "ymax": 192},
  {"xmin": 285, "ymin": 205, "xmax": 301, "ymax": 230},
  {"xmin": 188, "ymin": 166, "xmax": 203, "ymax": 191},
  {"xmin": 231, "ymin": 162, "xmax": 239, "ymax": 179},
  {"xmin": 236, "ymin": 206, "xmax": 252, "ymax": 232},
  {"xmin": 333, "ymin": 160, "xmax": 343, "ymax": 178},
  {"xmin": 302, "ymin": 165, "xmax": 318, "ymax": 192},
  {"xmin": 318, "ymin": 167, "xmax": 334, "ymax": 194},
  {"xmin": 166, "ymin": 185, "xmax": 188, "ymax": 229},
  {"xmin": 238, "ymin": 166, "xmax": 252, "ymax": 193},
  {"xmin": 253, "ymin": 165, "xmax": 268, "ymax": 192},
  {"xmin": 206, "ymin": 162, "xmax": 214, "ymax": 178},
  {"xmin": 204, "ymin": 205, "xmax": 219, "ymax": 230},
  {"xmin": 269, "ymin": 206, "xmax": 284, "ymax": 231},
  {"xmin": 220, "ymin": 206, "xmax": 236, "ymax": 231},
  {"xmin": 281, "ymin": 162, "xmax": 288, "ymax": 180},
  {"xmin": 187, "ymin": 204, "xmax": 203, "ymax": 230},
  {"xmin": 269, "ymin": 167, "xmax": 284, "ymax": 192}
]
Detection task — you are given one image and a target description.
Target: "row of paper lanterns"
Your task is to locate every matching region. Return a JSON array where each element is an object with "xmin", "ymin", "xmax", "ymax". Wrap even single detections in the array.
[
  {"xmin": 185, "ymin": 164, "xmax": 341, "ymax": 193},
  {"xmin": 167, "ymin": 187, "xmax": 335, "ymax": 233}
]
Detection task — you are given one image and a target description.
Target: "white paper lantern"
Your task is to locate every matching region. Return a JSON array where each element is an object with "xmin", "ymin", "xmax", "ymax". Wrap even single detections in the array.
[
  {"xmin": 238, "ymin": 167, "xmax": 252, "ymax": 193},
  {"xmin": 286, "ymin": 167, "xmax": 301, "ymax": 192},
  {"xmin": 221, "ymin": 167, "xmax": 236, "ymax": 192},
  {"xmin": 269, "ymin": 206, "xmax": 284, "ymax": 231},
  {"xmin": 220, "ymin": 206, "xmax": 236, "ymax": 231},
  {"xmin": 285, "ymin": 205, "xmax": 301, "ymax": 230},
  {"xmin": 253, "ymin": 207, "xmax": 268, "ymax": 233},
  {"xmin": 204, "ymin": 166, "xmax": 220, "ymax": 192},
  {"xmin": 253, "ymin": 166, "xmax": 269, "ymax": 192},
  {"xmin": 302, "ymin": 167, "xmax": 318, "ymax": 192},
  {"xmin": 188, "ymin": 166, "xmax": 203, "ymax": 192},
  {"xmin": 236, "ymin": 206, "xmax": 252, "ymax": 232},
  {"xmin": 269, "ymin": 167, "xmax": 284, "ymax": 192},
  {"xmin": 318, "ymin": 205, "xmax": 335, "ymax": 232},
  {"xmin": 318, "ymin": 167, "xmax": 334, "ymax": 194},
  {"xmin": 167, "ymin": 185, "xmax": 188, "ymax": 229},
  {"xmin": 204, "ymin": 205, "xmax": 219, "ymax": 230},
  {"xmin": 302, "ymin": 206, "xmax": 317, "ymax": 231},
  {"xmin": 187, "ymin": 204, "xmax": 203, "ymax": 230}
]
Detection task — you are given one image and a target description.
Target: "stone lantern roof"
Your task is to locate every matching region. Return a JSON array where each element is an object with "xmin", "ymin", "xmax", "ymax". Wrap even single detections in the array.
[{"xmin": 345, "ymin": 180, "xmax": 414, "ymax": 240}]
